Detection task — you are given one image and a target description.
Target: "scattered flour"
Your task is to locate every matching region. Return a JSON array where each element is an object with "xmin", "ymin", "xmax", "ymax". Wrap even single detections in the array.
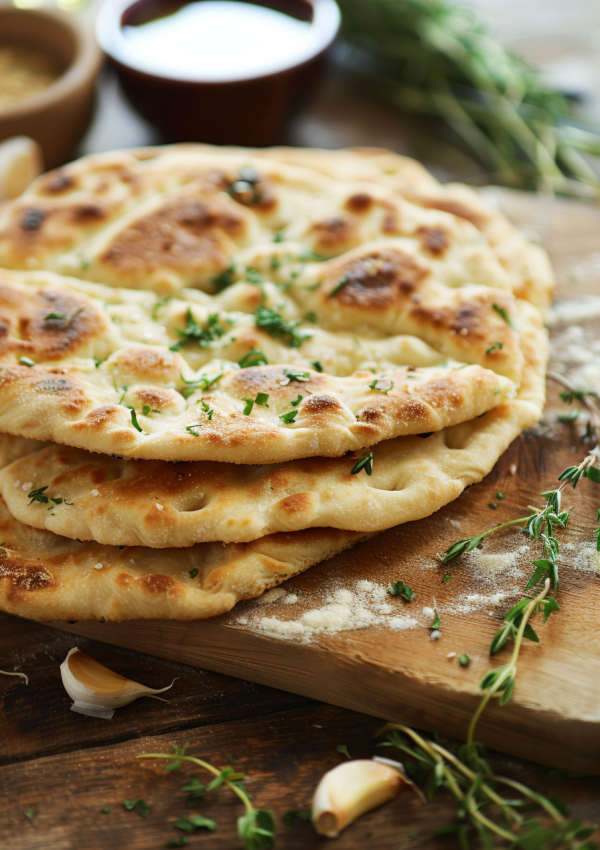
[
  {"xmin": 463, "ymin": 544, "xmax": 530, "ymax": 580},
  {"xmin": 256, "ymin": 588, "xmax": 288, "ymax": 605},
  {"xmin": 446, "ymin": 591, "xmax": 509, "ymax": 615},
  {"xmin": 563, "ymin": 541, "xmax": 600, "ymax": 574},
  {"xmin": 547, "ymin": 296, "xmax": 600, "ymax": 327},
  {"xmin": 237, "ymin": 580, "xmax": 423, "ymax": 643}
]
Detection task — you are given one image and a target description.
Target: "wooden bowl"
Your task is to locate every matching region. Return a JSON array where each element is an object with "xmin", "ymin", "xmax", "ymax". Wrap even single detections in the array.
[
  {"xmin": 96, "ymin": 0, "xmax": 340, "ymax": 146},
  {"xmin": 0, "ymin": 7, "xmax": 103, "ymax": 169}
]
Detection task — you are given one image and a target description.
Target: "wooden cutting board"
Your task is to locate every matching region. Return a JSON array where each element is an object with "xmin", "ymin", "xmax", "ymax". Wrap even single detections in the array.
[{"xmin": 57, "ymin": 191, "xmax": 600, "ymax": 775}]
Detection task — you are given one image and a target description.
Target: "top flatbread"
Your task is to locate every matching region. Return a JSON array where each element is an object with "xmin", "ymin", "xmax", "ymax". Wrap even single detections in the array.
[
  {"xmin": 0, "ymin": 145, "xmax": 549, "ymax": 307},
  {"xmin": 0, "ymin": 268, "xmax": 517, "ymax": 463}
]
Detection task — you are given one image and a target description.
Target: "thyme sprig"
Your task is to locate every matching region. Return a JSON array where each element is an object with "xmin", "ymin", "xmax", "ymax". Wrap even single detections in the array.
[
  {"xmin": 138, "ymin": 753, "xmax": 275, "ymax": 849},
  {"xmin": 378, "ymin": 724, "xmax": 597, "ymax": 850}
]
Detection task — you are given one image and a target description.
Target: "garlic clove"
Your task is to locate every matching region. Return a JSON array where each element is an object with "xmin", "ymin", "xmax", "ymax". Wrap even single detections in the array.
[
  {"xmin": 312, "ymin": 758, "xmax": 406, "ymax": 838},
  {"xmin": 0, "ymin": 136, "xmax": 42, "ymax": 202},
  {"xmin": 60, "ymin": 648, "xmax": 176, "ymax": 720}
]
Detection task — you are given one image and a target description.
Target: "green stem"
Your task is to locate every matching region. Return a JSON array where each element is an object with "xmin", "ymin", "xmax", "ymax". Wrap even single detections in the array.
[
  {"xmin": 467, "ymin": 579, "xmax": 551, "ymax": 745},
  {"xmin": 137, "ymin": 753, "xmax": 253, "ymax": 813}
]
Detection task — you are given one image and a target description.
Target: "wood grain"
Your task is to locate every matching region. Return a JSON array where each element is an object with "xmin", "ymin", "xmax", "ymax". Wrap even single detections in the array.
[
  {"xmin": 1, "ymin": 698, "xmax": 599, "ymax": 850},
  {"xmin": 56, "ymin": 191, "xmax": 600, "ymax": 774}
]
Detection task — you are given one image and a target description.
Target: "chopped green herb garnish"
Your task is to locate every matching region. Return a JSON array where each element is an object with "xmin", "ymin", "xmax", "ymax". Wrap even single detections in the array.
[
  {"xmin": 254, "ymin": 306, "xmax": 307, "ymax": 348},
  {"xmin": 151, "ymin": 295, "xmax": 172, "ymax": 320},
  {"xmin": 170, "ymin": 310, "xmax": 226, "ymax": 351},
  {"xmin": 387, "ymin": 580, "xmax": 415, "ymax": 601},
  {"xmin": 350, "ymin": 452, "xmax": 373, "ymax": 476},
  {"xmin": 430, "ymin": 610, "xmax": 442, "ymax": 630},
  {"xmin": 369, "ymin": 378, "xmax": 395, "ymax": 393},
  {"xmin": 442, "ymin": 573, "xmax": 452, "ymax": 582},
  {"xmin": 279, "ymin": 409, "xmax": 298, "ymax": 424},
  {"xmin": 123, "ymin": 799, "xmax": 149, "ymax": 817},
  {"xmin": 189, "ymin": 569, "xmax": 199, "ymax": 579},
  {"xmin": 242, "ymin": 393, "xmax": 269, "ymax": 415},
  {"xmin": 180, "ymin": 371, "xmax": 224, "ymax": 398},
  {"xmin": 142, "ymin": 405, "xmax": 151, "ymax": 416},
  {"xmin": 101, "ymin": 806, "xmax": 111, "ymax": 814},
  {"xmin": 93, "ymin": 357, "xmax": 103, "ymax": 368},
  {"xmin": 130, "ymin": 409, "xmax": 143, "ymax": 432},
  {"xmin": 273, "ymin": 230, "xmax": 284, "ymax": 243},
  {"xmin": 44, "ymin": 312, "xmax": 67, "ymax": 321},
  {"xmin": 242, "ymin": 398, "xmax": 255, "ymax": 415},
  {"xmin": 496, "ymin": 491, "xmax": 506, "ymax": 500},
  {"xmin": 486, "ymin": 341, "xmax": 504, "ymax": 355},
  {"xmin": 25, "ymin": 808, "xmax": 37, "ymax": 819},
  {"xmin": 246, "ymin": 267, "xmax": 264, "ymax": 286},
  {"xmin": 238, "ymin": 348, "xmax": 268, "ymax": 368},
  {"xmin": 211, "ymin": 259, "xmax": 236, "ymax": 292},
  {"xmin": 281, "ymin": 368, "xmax": 309, "ymax": 384},
  {"xmin": 186, "ymin": 423, "xmax": 204, "ymax": 436},
  {"xmin": 459, "ymin": 654, "xmax": 470, "ymax": 667},
  {"xmin": 290, "ymin": 394, "xmax": 303, "ymax": 407},
  {"xmin": 328, "ymin": 275, "xmax": 349, "ymax": 297},
  {"xmin": 173, "ymin": 815, "xmax": 216, "ymax": 834},
  {"xmin": 27, "ymin": 487, "xmax": 49, "ymax": 505},
  {"xmin": 311, "ymin": 360, "xmax": 323, "ymax": 372},
  {"xmin": 492, "ymin": 303, "xmax": 516, "ymax": 329},
  {"xmin": 283, "ymin": 810, "xmax": 311, "ymax": 829},
  {"xmin": 336, "ymin": 744, "xmax": 351, "ymax": 759},
  {"xmin": 558, "ymin": 408, "xmax": 580, "ymax": 423},
  {"xmin": 18, "ymin": 356, "xmax": 35, "ymax": 367}
]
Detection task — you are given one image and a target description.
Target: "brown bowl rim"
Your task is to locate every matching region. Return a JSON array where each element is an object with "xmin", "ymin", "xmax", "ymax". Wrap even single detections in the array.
[{"xmin": 0, "ymin": 7, "xmax": 103, "ymax": 123}]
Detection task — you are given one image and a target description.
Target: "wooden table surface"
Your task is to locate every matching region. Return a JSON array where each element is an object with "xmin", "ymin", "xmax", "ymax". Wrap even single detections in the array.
[{"xmin": 2, "ymin": 3, "xmax": 600, "ymax": 846}]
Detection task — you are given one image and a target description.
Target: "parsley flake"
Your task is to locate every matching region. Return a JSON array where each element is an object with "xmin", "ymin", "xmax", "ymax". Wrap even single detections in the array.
[
  {"xmin": 311, "ymin": 360, "xmax": 323, "ymax": 372},
  {"xmin": 123, "ymin": 799, "xmax": 149, "ymax": 817},
  {"xmin": 211, "ymin": 259, "xmax": 236, "ymax": 292},
  {"xmin": 186, "ymin": 423, "xmax": 204, "ymax": 436},
  {"xmin": 280, "ymin": 368, "xmax": 310, "ymax": 385},
  {"xmin": 279, "ymin": 409, "xmax": 298, "ymax": 424},
  {"xmin": 328, "ymin": 275, "xmax": 349, "ymax": 297},
  {"xmin": 459, "ymin": 653, "xmax": 470, "ymax": 667},
  {"xmin": 254, "ymin": 306, "xmax": 307, "ymax": 348},
  {"xmin": 430, "ymin": 609, "xmax": 442, "ymax": 630},
  {"xmin": 369, "ymin": 378, "xmax": 395, "ymax": 393},
  {"xmin": 290, "ymin": 394, "xmax": 303, "ymax": 407},
  {"xmin": 130, "ymin": 409, "xmax": 143, "ymax": 432},
  {"xmin": 350, "ymin": 452, "xmax": 373, "ymax": 476},
  {"xmin": 486, "ymin": 341, "xmax": 504, "ymax": 355},
  {"xmin": 387, "ymin": 580, "xmax": 415, "ymax": 601},
  {"xmin": 238, "ymin": 348, "xmax": 268, "ymax": 368},
  {"xmin": 170, "ymin": 310, "xmax": 226, "ymax": 351},
  {"xmin": 492, "ymin": 303, "xmax": 516, "ymax": 329},
  {"xmin": 44, "ymin": 312, "xmax": 67, "ymax": 321}
]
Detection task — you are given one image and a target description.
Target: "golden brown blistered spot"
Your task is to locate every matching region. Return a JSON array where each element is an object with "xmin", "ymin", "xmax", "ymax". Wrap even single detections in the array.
[
  {"xmin": 132, "ymin": 387, "xmax": 178, "ymax": 410},
  {"xmin": 302, "ymin": 395, "xmax": 343, "ymax": 415},
  {"xmin": 114, "ymin": 347, "xmax": 180, "ymax": 382},
  {"xmin": 81, "ymin": 405, "xmax": 120, "ymax": 430},
  {"xmin": 70, "ymin": 204, "xmax": 106, "ymax": 224},
  {"xmin": 31, "ymin": 374, "xmax": 89, "ymax": 414},
  {"xmin": 410, "ymin": 299, "xmax": 488, "ymax": 342},
  {"xmin": 310, "ymin": 213, "xmax": 360, "ymax": 254},
  {"xmin": 263, "ymin": 470, "xmax": 292, "ymax": 490},
  {"xmin": 139, "ymin": 574, "xmax": 179, "ymax": 595},
  {"xmin": 325, "ymin": 249, "xmax": 430, "ymax": 311},
  {"xmin": 12, "ymin": 288, "xmax": 105, "ymax": 361},
  {"xmin": 20, "ymin": 207, "xmax": 47, "ymax": 233},
  {"xmin": 413, "ymin": 196, "xmax": 488, "ymax": 232},
  {"xmin": 40, "ymin": 170, "xmax": 76, "ymax": 195},
  {"xmin": 230, "ymin": 366, "xmax": 327, "ymax": 400},
  {"xmin": 344, "ymin": 193, "xmax": 374, "ymax": 214},
  {"xmin": 416, "ymin": 226, "xmax": 449, "ymax": 257},
  {"xmin": 0, "ymin": 558, "xmax": 53, "ymax": 594},
  {"xmin": 277, "ymin": 492, "xmax": 312, "ymax": 515},
  {"xmin": 99, "ymin": 192, "xmax": 250, "ymax": 278}
]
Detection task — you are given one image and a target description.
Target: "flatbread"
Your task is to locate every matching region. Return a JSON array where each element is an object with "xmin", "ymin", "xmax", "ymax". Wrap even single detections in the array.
[
  {"xmin": 0, "ymin": 269, "xmax": 517, "ymax": 463},
  {"xmin": 0, "ymin": 299, "xmax": 546, "ymax": 547},
  {"xmin": 0, "ymin": 504, "xmax": 365, "ymax": 620},
  {"xmin": 0, "ymin": 146, "xmax": 527, "ymax": 302}
]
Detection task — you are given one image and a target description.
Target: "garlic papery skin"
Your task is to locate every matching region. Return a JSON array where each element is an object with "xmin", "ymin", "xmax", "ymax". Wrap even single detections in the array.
[
  {"xmin": 60, "ymin": 648, "xmax": 175, "ymax": 720},
  {"xmin": 312, "ymin": 759, "xmax": 406, "ymax": 837}
]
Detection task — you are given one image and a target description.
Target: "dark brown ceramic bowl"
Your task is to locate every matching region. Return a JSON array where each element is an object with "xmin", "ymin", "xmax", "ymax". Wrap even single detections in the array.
[
  {"xmin": 96, "ymin": 0, "xmax": 340, "ymax": 145},
  {"xmin": 0, "ymin": 7, "xmax": 102, "ymax": 168}
]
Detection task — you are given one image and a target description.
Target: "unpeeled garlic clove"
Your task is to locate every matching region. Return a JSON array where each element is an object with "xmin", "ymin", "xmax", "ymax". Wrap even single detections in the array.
[
  {"xmin": 60, "ymin": 648, "xmax": 175, "ymax": 720},
  {"xmin": 312, "ymin": 758, "xmax": 407, "ymax": 838},
  {"xmin": 0, "ymin": 136, "xmax": 42, "ymax": 202}
]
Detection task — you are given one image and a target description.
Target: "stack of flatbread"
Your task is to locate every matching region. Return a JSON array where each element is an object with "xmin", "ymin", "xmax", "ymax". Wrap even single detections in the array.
[{"xmin": 0, "ymin": 145, "xmax": 552, "ymax": 621}]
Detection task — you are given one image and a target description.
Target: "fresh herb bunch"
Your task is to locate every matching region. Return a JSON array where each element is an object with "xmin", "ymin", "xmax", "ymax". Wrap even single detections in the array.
[
  {"xmin": 337, "ymin": 0, "xmax": 600, "ymax": 197},
  {"xmin": 379, "ymin": 725, "xmax": 598, "ymax": 850}
]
